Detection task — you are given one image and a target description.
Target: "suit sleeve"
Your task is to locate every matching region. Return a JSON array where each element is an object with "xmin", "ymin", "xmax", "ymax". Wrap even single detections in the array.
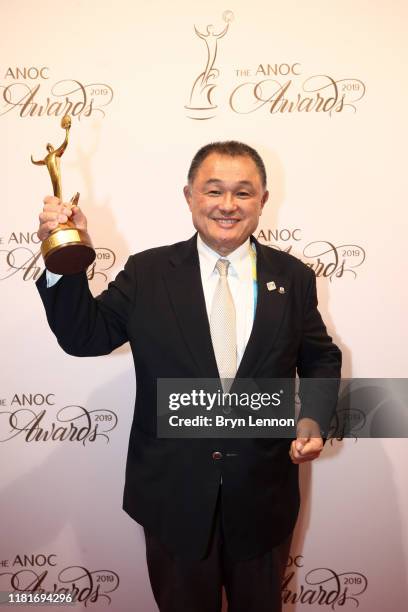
[
  {"xmin": 297, "ymin": 268, "xmax": 342, "ymax": 435},
  {"xmin": 36, "ymin": 256, "xmax": 136, "ymax": 357}
]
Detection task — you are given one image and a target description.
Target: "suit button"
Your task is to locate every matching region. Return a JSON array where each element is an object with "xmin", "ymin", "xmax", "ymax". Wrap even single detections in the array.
[{"xmin": 212, "ymin": 451, "xmax": 223, "ymax": 460}]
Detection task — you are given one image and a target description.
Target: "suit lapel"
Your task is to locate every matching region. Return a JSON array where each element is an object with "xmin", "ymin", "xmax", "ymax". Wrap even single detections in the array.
[
  {"xmin": 163, "ymin": 235, "xmax": 219, "ymax": 378},
  {"xmin": 236, "ymin": 239, "xmax": 292, "ymax": 379}
]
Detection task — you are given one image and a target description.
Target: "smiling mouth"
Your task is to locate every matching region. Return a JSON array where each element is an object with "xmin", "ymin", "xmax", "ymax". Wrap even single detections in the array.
[{"xmin": 212, "ymin": 218, "xmax": 240, "ymax": 226}]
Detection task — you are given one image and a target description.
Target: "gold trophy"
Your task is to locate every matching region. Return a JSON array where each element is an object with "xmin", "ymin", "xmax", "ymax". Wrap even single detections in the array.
[{"xmin": 31, "ymin": 115, "xmax": 96, "ymax": 274}]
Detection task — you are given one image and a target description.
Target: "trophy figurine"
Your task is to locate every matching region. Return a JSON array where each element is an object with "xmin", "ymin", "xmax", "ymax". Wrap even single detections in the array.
[{"xmin": 31, "ymin": 115, "xmax": 96, "ymax": 274}]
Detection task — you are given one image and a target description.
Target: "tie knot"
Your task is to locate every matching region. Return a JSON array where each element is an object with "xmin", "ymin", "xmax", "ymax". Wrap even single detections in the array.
[{"xmin": 215, "ymin": 258, "xmax": 230, "ymax": 277}]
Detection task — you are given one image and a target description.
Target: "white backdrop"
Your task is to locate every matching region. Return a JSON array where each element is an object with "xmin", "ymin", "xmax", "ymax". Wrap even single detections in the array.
[{"xmin": 1, "ymin": 0, "xmax": 407, "ymax": 610}]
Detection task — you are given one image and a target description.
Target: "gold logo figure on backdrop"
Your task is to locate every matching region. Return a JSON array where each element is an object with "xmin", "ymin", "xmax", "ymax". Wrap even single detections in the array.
[{"xmin": 186, "ymin": 10, "xmax": 234, "ymax": 120}]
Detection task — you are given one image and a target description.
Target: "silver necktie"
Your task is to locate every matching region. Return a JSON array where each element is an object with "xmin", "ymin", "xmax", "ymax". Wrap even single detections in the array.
[{"xmin": 210, "ymin": 259, "xmax": 237, "ymax": 390}]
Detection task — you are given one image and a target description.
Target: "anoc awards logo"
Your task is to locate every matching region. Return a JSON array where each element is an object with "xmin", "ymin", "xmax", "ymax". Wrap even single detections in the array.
[
  {"xmin": 0, "ymin": 66, "xmax": 113, "ymax": 119},
  {"xmin": 0, "ymin": 393, "xmax": 118, "ymax": 445},
  {"xmin": 0, "ymin": 552, "xmax": 119, "ymax": 606},
  {"xmin": 283, "ymin": 554, "xmax": 368, "ymax": 608},
  {"xmin": 186, "ymin": 11, "xmax": 366, "ymax": 119},
  {"xmin": 256, "ymin": 227, "xmax": 366, "ymax": 281}
]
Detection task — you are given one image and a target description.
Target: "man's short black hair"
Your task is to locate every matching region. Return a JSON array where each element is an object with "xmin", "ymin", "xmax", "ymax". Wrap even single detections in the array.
[{"xmin": 187, "ymin": 141, "xmax": 267, "ymax": 189}]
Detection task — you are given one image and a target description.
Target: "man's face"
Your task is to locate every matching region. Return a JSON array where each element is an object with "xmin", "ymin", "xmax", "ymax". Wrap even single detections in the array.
[{"xmin": 184, "ymin": 153, "xmax": 269, "ymax": 256}]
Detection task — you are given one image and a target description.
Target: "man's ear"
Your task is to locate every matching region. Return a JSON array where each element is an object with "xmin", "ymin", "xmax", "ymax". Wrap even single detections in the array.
[
  {"xmin": 183, "ymin": 185, "xmax": 192, "ymax": 210},
  {"xmin": 260, "ymin": 189, "xmax": 269, "ymax": 212}
]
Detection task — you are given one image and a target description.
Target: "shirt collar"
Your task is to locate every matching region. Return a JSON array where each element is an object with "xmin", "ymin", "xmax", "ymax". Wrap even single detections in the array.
[{"xmin": 197, "ymin": 234, "xmax": 251, "ymax": 280}]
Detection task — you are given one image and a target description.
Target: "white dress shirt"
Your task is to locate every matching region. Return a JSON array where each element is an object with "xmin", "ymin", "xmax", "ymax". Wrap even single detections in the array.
[
  {"xmin": 46, "ymin": 270, "xmax": 62, "ymax": 287},
  {"xmin": 197, "ymin": 235, "xmax": 255, "ymax": 368}
]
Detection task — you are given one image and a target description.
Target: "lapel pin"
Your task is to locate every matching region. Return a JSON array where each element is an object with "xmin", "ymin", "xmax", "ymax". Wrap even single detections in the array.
[
  {"xmin": 267, "ymin": 281, "xmax": 276, "ymax": 291},
  {"xmin": 278, "ymin": 286, "xmax": 285, "ymax": 294}
]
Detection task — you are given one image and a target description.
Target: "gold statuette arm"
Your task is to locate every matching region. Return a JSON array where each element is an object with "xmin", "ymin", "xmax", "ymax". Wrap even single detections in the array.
[
  {"xmin": 30, "ymin": 155, "xmax": 46, "ymax": 166},
  {"xmin": 54, "ymin": 126, "xmax": 70, "ymax": 158}
]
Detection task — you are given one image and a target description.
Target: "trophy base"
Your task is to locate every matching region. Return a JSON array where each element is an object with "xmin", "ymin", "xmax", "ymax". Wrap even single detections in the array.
[{"xmin": 41, "ymin": 226, "xmax": 96, "ymax": 275}]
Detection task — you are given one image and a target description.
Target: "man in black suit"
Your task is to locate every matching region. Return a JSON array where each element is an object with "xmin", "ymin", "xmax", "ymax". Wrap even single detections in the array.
[{"xmin": 36, "ymin": 141, "xmax": 341, "ymax": 612}]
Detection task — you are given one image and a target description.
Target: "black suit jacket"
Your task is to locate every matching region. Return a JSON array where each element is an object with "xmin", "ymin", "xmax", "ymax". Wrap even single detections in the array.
[{"xmin": 36, "ymin": 234, "xmax": 341, "ymax": 560}]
